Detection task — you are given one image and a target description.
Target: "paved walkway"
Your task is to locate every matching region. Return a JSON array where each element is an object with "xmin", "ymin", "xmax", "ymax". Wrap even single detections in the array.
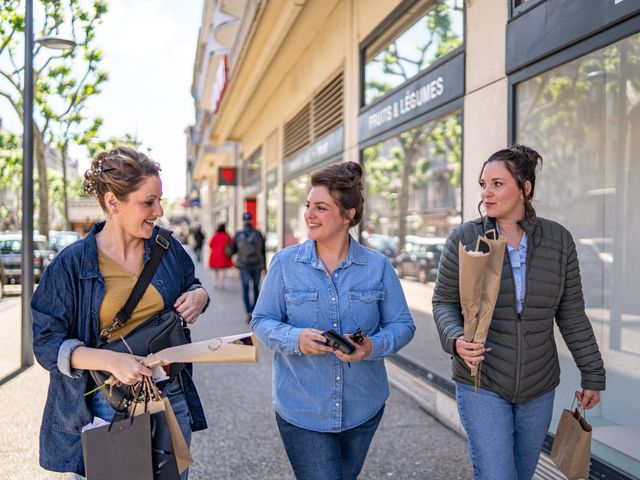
[{"xmin": 0, "ymin": 256, "xmax": 472, "ymax": 479}]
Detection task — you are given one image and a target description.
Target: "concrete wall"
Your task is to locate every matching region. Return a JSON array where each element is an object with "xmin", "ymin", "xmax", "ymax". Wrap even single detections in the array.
[{"xmin": 462, "ymin": 0, "xmax": 508, "ymax": 220}]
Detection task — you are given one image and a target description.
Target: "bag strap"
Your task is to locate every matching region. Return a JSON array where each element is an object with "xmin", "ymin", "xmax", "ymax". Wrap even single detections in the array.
[{"xmin": 99, "ymin": 227, "xmax": 172, "ymax": 341}]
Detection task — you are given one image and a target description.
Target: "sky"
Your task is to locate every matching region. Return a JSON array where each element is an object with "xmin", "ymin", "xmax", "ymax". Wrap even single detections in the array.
[{"xmin": 1, "ymin": 0, "xmax": 203, "ymax": 200}]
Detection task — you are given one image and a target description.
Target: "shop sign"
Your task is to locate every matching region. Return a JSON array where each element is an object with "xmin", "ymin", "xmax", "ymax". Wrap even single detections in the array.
[
  {"xmin": 218, "ymin": 166, "xmax": 237, "ymax": 186},
  {"xmin": 212, "ymin": 55, "xmax": 228, "ymax": 113},
  {"xmin": 283, "ymin": 127, "xmax": 344, "ymax": 179},
  {"xmin": 358, "ymin": 52, "xmax": 464, "ymax": 143},
  {"xmin": 507, "ymin": 0, "xmax": 640, "ymax": 73}
]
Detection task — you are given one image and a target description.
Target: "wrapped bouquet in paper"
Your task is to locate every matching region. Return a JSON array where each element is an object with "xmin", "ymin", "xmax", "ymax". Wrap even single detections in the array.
[
  {"xmin": 143, "ymin": 332, "xmax": 258, "ymax": 369},
  {"xmin": 458, "ymin": 229, "xmax": 506, "ymax": 389}
]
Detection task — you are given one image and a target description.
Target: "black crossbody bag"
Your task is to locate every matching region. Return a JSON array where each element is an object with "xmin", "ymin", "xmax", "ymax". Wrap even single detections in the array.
[{"xmin": 90, "ymin": 228, "xmax": 189, "ymax": 411}]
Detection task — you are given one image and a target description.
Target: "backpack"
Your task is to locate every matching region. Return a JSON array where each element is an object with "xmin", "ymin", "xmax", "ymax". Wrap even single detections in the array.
[{"xmin": 235, "ymin": 230, "xmax": 263, "ymax": 267}]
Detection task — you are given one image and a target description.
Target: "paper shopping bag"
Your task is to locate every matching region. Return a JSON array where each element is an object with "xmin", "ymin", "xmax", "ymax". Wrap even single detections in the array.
[
  {"xmin": 134, "ymin": 397, "xmax": 193, "ymax": 475},
  {"xmin": 550, "ymin": 408, "xmax": 592, "ymax": 480},
  {"xmin": 81, "ymin": 412, "xmax": 154, "ymax": 480}
]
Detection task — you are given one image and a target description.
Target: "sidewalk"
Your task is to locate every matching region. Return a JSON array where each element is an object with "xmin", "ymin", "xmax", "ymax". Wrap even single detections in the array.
[{"xmin": 0, "ymin": 255, "xmax": 472, "ymax": 479}]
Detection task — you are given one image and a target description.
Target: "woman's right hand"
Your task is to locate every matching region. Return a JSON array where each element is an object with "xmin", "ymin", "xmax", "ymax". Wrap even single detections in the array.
[
  {"xmin": 298, "ymin": 328, "xmax": 335, "ymax": 355},
  {"xmin": 106, "ymin": 352, "xmax": 153, "ymax": 385},
  {"xmin": 455, "ymin": 336, "xmax": 487, "ymax": 370}
]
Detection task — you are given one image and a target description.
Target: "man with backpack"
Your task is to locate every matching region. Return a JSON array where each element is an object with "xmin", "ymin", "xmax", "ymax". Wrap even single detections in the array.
[{"xmin": 232, "ymin": 212, "xmax": 266, "ymax": 322}]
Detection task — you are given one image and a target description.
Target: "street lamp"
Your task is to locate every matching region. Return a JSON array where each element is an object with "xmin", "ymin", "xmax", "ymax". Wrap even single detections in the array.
[{"xmin": 21, "ymin": 0, "xmax": 77, "ymax": 368}]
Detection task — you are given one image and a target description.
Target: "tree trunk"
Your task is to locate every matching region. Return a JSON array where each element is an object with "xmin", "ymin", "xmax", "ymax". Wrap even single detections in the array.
[
  {"xmin": 61, "ymin": 143, "xmax": 69, "ymax": 229},
  {"xmin": 397, "ymin": 148, "xmax": 414, "ymax": 253},
  {"xmin": 34, "ymin": 129, "xmax": 49, "ymax": 238}
]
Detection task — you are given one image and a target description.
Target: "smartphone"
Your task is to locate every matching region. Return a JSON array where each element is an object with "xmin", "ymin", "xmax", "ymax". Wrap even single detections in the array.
[{"xmin": 322, "ymin": 330, "xmax": 356, "ymax": 354}]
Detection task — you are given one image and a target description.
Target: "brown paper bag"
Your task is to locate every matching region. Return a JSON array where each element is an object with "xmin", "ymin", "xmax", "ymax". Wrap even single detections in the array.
[
  {"xmin": 458, "ymin": 231, "xmax": 506, "ymax": 387},
  {"xmin": 550, "ymin": 408, "xmax": 592, "ymax": 480},
  {"xmin": 133, "ymin": 397, "xmax": 193, "ymax": 474}
]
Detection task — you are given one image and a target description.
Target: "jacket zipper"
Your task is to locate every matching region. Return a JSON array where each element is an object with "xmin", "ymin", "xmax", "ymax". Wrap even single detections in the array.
[{"xmin": 510, "ymin": 230, "xmax": 534, "ymax": 402}]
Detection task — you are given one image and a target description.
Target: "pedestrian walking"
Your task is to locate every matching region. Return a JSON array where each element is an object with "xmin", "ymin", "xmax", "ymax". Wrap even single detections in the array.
[
  {"xmin": 432, "ymin": 144, "xmax": 606, "ymax": 480},
  {"xmin": 31, "ymin": 147, "xmax": 210, "ymax": 479},
  {"xmin": 232, "ymin": 212, "xmax": 265, "ymax": 322},
  {"xmin": 192, "ymin": 224, "xmax": 205, "ymax": 263},
  {"xmin": 251, "ymin": 161, "xmax": 415, "ymax": 480},
  {"xmin": 208, "ymin": 223, "xmax": 234, "ymax": 290}
]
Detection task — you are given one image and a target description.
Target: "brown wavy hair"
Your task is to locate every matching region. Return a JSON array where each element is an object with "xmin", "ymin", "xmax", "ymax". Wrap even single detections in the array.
[
  {"xmin": 83, "ymin": 146, "xmax": 161, "ymax": 212},
  {"xmin": 311, "ymin": 161, "xmax": 364, "ymax": 227},
  {"xmin": 478, "ymin": 144, "xmax": 543, "ymax": 218}
]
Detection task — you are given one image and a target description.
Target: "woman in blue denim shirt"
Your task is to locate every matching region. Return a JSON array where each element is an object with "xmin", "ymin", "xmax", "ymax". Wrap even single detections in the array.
[
  {"xmin": 31, "ymin": 148, "xmax": 209, "ymax": 478},
  {"xmin": 251, "ymin": 161, "xmax": 415, "ymax": 480}
]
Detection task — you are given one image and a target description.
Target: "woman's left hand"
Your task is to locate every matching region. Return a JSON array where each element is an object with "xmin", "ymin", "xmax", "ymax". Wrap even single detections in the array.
[
  {"xmin": 576, "ymin": 389, "xmax": 600, "ymax": 410},
  {"xmin": 334, "ymin": 337, "xmax": 372, "ymax": 363},
  {"xmin": 174, "ymin": 287, "xmax": 208, "ymax": 324}
]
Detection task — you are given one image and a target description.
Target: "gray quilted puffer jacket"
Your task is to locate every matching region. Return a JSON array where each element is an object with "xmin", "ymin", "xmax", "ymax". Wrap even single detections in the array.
[{"xmin": 432, "ymin": 215, "xmax": 605, "ymax": 403}]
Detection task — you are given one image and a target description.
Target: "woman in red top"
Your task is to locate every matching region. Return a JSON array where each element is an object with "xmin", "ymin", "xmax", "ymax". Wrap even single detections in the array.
[{"xmin": 208, "ymin": 223, "xmax": 234, "ymax": 289}]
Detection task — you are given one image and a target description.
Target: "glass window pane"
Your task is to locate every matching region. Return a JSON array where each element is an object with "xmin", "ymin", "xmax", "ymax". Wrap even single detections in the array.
[
  {"xmin": 283, "ymin": 174, "xmax": 311, "ymax": 247},
  {"xmin": 266, "ymin": 185, "xmax": 280, "ymax": 253},
  {"xmin": 516, "ymin": 32, "xmax": 640, "ymax": 474},
  {"xmin": 364, "ymin": 0, "xmax": 463, "ymax": 105},
  {"xmin": 363, "ymin": 110, "xmax": 462, "ymax": 375}
]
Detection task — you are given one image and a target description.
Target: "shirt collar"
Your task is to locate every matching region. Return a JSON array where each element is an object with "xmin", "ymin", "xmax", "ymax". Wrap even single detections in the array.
[
  {"xmin": 495, "ymin": 223, "xmax": 529, "ymax": 252},
  {"xmin": 295, "ymin": 236, "xmax": 368, "ymax": 270}
]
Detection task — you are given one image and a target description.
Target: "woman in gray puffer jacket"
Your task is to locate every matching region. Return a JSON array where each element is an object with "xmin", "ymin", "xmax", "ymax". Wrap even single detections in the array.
[{"xmin": 432, "ymin": 145, "xmax": 605, "ymax": 480}]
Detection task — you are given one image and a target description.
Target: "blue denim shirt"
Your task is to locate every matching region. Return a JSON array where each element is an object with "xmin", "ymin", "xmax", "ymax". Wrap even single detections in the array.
[
  {"xmin": 31, "ymin": 222, "xmax": 209, "ymax": 475},
  {"xmin": 250, "ymin": 238, "xmax": 415, "ymax": 433}
]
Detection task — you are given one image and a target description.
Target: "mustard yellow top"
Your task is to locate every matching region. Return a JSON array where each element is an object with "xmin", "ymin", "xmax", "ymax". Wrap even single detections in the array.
[{"xmin": 98, "ymin": 249, "xmax": 164, "ymax": 342}]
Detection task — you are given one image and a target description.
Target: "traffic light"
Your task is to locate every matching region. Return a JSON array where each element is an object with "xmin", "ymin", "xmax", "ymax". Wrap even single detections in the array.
[{"xmin": 218, "ymin": 167, "xmax": 237, "ymax": 186}]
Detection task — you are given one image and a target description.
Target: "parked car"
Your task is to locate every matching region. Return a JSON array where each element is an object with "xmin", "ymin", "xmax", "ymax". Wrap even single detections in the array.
[
  {"xmin": 365, "ymin": 234, "xmax": 398, "ymax": 260},
  {"xmin": 395, "ymin": 236, "xmax": 446, "ymax": 283},
  {"xmin": 0, "ymin": 233, "xmax": 56, "ymax": 284},
  {"xmin": 49, "ymin": 230, "xmax": 82, "ymax": 252}
]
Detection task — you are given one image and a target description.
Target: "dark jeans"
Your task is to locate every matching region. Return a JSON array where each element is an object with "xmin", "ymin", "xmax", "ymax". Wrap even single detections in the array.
[
  {"xmin": 275, "ymin": 405, "xmax": 385, "ymax": 480},
  {"xmin": 240, "ymin": 268, "xmax": 262, "ymax": 314}
]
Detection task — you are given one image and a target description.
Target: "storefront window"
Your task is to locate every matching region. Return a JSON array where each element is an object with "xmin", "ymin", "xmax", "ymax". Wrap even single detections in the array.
[
  {"xmin": 243, "ymin": 148, "xmax": 262, "ymax": 187},
  {"xmin": 363, "ymin": 110, "xmax": 462, "ymax": 374},
  {"xmin": 363, "ymin": 0, "xmax": 463, "ymax": 106},
  {"xmin": 516, "ymin": 32, "xmax": 640, "ymax": 475},
  {"xmin": 283, "ymin": 174, "xmax": 311, "ymax": 247}
]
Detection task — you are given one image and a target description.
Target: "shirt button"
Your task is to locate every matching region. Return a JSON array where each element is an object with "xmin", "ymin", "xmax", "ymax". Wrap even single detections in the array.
[
  {"xmin": 336, "ymin": 403, "xmax": 339, "ymax": 407},
  {"xmin": 157, "ymin": 279, "xmax": 164, "ymax": 286},
  {"xmin": 333, "ymin": 323, "xmax": 337, "ymax": 327},
  {"xmin": 334, "ymin": 273, "xmax": 338, "ymax": 277},
  {"xmin": 336, "ymin": 376, "xmax": 340, "ymax": 380},
  {"xmin": 331, "ymin": 297, "xmax": 335, "ymax": 301}
]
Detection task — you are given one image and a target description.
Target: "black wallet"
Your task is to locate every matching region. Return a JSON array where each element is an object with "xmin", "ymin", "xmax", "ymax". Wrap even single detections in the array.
[{"xmin": 322, "ymin": 330, "xmax": 356, "ymax": 354}]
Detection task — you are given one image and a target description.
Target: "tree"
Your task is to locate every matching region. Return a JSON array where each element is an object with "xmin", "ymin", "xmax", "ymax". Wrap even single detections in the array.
[
  {"xmin": 0, "ymin": 0, "xmax": 108, "ymax": 236},
  {"xmin": 0, "ymin": 128, "xmax": 23, "ymax": 229},
  {"xmin": 77, "ymin": 129, "xmax": 141, "ymax": 158}
]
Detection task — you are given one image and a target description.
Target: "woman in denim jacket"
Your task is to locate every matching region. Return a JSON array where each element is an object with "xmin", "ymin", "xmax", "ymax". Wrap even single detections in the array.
[
  {"xmin": 31, "ymin": 147, "xmax": 209, "ymax": 478},
  {"xmin": 251, "ymin": 161, "xmax": 415, "ymax": 480}
]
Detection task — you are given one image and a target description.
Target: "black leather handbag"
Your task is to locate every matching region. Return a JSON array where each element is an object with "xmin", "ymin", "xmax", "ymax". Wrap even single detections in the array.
[{"xmin": 90, "ymin": 228, "xmax": 188, "ymax": 411}]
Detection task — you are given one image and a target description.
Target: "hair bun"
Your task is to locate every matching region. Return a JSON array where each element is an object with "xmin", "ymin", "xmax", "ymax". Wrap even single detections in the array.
[{"xmin": 512, "ymin": 144, "xmax": 543, "ymax": 171}]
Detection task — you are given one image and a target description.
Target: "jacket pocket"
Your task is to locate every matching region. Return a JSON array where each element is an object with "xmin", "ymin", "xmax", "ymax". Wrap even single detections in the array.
[
  {"xmin": 349, "ymin": 287, "xmax": 385, "ymax": 331},
  {"xmin": 285, "ymin": 289, "xmax": 319, "ymax": 328}
]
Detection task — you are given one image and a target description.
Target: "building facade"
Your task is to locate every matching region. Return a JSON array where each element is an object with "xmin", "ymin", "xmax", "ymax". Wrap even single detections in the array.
[{"xmin": 190, "ymin": 1, "xmax": 640, "ymax": 477}]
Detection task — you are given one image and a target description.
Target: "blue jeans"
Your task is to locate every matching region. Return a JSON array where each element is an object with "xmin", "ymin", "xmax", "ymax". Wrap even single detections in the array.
[
  {"xmin": 240, "ymin": 268, "xmax": 262, "ymax": 314},
  {"xmin": 78, "ymin": 376, "xmax": 193, "ymax": 480},
  {"xmin": 275, "ymin": 405, "xmax": 385, "ymax": 480},
  {"xmin": 456, "ymin": 383, "xmax": 555, "ymax": 480}
]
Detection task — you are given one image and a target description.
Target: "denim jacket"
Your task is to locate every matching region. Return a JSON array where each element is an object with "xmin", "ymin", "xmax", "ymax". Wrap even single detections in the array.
[
  {"xmin": 31, "ymin": 222, "xmax": 209, "ymax": 475},
  {"xmin": 250, "ymin": 238, "xmax": 415, "ymax": 433}
]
